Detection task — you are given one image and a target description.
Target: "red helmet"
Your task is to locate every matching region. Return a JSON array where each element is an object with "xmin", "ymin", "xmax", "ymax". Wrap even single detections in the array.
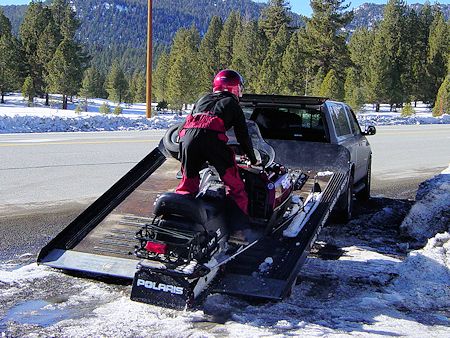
[{"xmin": 213, "ymin": 69, "xmax": 244, "ymax": 98}]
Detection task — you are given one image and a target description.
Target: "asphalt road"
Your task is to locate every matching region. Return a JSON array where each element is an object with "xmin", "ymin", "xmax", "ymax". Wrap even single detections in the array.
[
  {"xmin": 0, "ymin": 130, "xmax": 166, "ymax": 208},
  {"xmin": 369, "ymin": 124, "xmax": 449, "ymax": 199},
  {"xmin": 1, "ymin": 125, "xmax": 448, "ymax": 209},
  {"xmin": 0, "ymin": 125, "xmax": 448, "ymax": 259}
]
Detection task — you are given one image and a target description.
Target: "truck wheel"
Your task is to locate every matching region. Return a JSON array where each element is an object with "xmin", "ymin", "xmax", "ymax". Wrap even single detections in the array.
[
  {"xmin": 357, "ymin": 157, "xmax": 371, "ymax": 202},
  {"xmin": 163, "ymin": 123, "xmax": 182, "ymax": 159},
  {"xmin": 336, "ymin": 173, "xmax": 354, "ymax": 223}
]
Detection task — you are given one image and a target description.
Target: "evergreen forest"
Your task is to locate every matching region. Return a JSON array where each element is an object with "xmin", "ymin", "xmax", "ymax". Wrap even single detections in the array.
[{"xmin": 0, "ymin": 0, "xmax": 449, "ymax": 116}]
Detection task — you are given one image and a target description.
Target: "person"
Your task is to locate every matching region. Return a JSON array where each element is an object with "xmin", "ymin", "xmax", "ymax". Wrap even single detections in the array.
[{"xmin": 175, "ymin": 69, "xmax": 257, "ymax": 224}]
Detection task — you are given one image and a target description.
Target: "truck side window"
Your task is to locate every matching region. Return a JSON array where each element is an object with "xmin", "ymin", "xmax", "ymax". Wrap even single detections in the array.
[
  {"xmin": 330, "ymin": 103, "xmax": 352, "ymax": 138},
  {"xmin": 345, "ymin": 106, "xmax": 361, "ymax": 135}
]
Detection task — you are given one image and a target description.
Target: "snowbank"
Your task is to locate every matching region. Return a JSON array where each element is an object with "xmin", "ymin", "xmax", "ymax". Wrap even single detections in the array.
[
  {"xmin": 400, "ymin": 167, "xmax": 450, "ymax": 245},
  {"xmin": 0, "ymin": 94, "xmax": 186, "ymax": 133},
  {"xmin": 1, "ymin": 94, "xmax": 449, "ymax": 134},
  {"xmin": 391, "ymin": 166, "xmax": 450, "ymax": 311},
  {"xmin": 357, "ymin": 102, "xmax": 450, "ymax": 126},
  {"xmin": 388, "ymin": 232, "xmax": 450, "ymax": 311},
  {"xmin": 0, "ymin": 114, "xmax": 185, "ymax": 133}
]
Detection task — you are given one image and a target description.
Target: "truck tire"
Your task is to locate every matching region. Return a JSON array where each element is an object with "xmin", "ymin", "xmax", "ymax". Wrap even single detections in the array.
[
  {"xmin": 336, "ymin": 173, "xmax": 354, "ymax": 223},
  {"xmin": 163, "ymin": 123, "xmax": 182, "ymax": 159},
  {"xmin": 357, "ymin": 157, "xmax": 371, "ymax": 202}
]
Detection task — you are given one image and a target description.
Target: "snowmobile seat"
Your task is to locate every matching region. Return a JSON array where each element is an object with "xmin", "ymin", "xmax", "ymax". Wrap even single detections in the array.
[
  {"xmin": 154, "ymin": 193, "xmax": 226, "ymax": 235},
  {"xmin": 154, "ymin": 193, "xmax": 207, "ymax": 224}
]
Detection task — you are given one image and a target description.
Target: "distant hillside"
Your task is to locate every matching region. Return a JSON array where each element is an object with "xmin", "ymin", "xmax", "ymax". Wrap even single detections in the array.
[
  {"xmin": 0, "ymin": 4, "xmax": 27, "ymax": 35},
  {"xmin": 1, "ymin": 1, "xmax": 448, "ymax": 72},
  {"xmin": 1, "ymin": 0, "xmax": 297, "ymax": 72},
  {"xmin": 348, "ymin": 2, "xmax": 450, "ymax": 31},
  {"xmin": 1, "ymin": 0, "xmax": 303, "ymax": 44}
]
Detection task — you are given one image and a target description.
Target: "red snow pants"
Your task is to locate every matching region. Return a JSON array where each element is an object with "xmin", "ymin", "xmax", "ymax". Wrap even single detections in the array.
[{"xmin": 175, "ymin": 128, "xmax": 248, "ymax": 215}]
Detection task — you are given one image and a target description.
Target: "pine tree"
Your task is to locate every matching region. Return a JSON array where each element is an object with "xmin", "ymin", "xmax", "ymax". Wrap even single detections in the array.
[
  {"xmin": 106, "ymin": 61, "xmax": 128, "ymax": 104},
  {"xmin": 259, "ymin": 0, "xmax": 292, "ymax": 40},
  {"xmin": 412, "ymin": 3, "xmax": 434, "ymax": 104},
  {"xmin": 153, "ymin": 50, "xmax": 170, "ymax": 102},
  {"xmin": 19, "ymin": 2, "xmax": 52, "ymax": 99},
  {"xmin": 22, "ymin": 75, "xmax": 35, "ymax": 104},
  {"xmin": 427, "ymin": 10, "xmax": 449, "ymax": 105},
  {"xmin": 50, "ymin": 0, "xmax": 68, "ymax": 30},
  {"xmin": 0, "ymin": 11, "xmax": 22, "ymax": 104},
  {"xmin": 401, "ymin": 102, "xmax": 415, "ymax": 117},
  {"xmin": 311, "ymin": 67, "xmax": 325, "ymax": 96},
  {"xmin": 302, "ymin": 0, "xmax": 353, "ymax": 78},
  {"xmin": 0, "ymin": 8, "xmax": 12, "ymax": 36},
  {"xmin": 37, "ymin": 19, "xmax": 61, "ymax": 105},
  {"xmin": 433, "ymin": 60, "xmax": 450, "ymax": 117},
  {"xmin": 344, "ymin": 67, "xmax": 365, "ymax": 112},
  {"xmin": 79, "ymin": 67, "xmax": 102, "ymax": 111},
  {"xmin": 59, "ymin": 4, "xmax": 80, "ymax": 40},
  {"xmin": 198, "ymin": 16, "xmax": 223, "ymax": 94},
  {"xmin": 230, "ymin": 20, "xmax": 267, "ymax": 93},
  {"xmin": 257, "ymin": 24, "xmax": 290, "ymax": 94},
  {"xmin": 218, "ymin": 11, "xmax": 240, "ymax": 69},
  {"xmin": 320, "ymin": 69, "xmax": 344, "ymax": 101},
  {"xmin": 166, "ymin": 27, "xmax": 201, "ymax": 109},
  {"xmin": 46, "ymin": 38, "xmax": 83, "ymax": 109},
  {"xmin": 131, "ymin": 71, "xmax": 146, "ymax": 103},
  {"xmin": 278, "ymin": 30, "xmax": 306, "ymax": 95},
  {"xmin": 348, "ymin": 27, "xmax": 374, "ymax": 103},
  {"xmin": 368, "ymin": 0, "xmax": 409, "ymax": 110}
]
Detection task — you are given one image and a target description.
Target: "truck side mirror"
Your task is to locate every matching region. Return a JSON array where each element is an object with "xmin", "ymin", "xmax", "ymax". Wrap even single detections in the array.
[{"xmin": 363, "ymin": 125, "xmax": 376, "ymax": 136}]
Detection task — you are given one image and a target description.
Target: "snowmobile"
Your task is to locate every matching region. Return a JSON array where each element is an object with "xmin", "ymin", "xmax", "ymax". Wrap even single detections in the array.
[{"xmin": 130, "ymin": 121, "xmax": 306, "ymax": 309}]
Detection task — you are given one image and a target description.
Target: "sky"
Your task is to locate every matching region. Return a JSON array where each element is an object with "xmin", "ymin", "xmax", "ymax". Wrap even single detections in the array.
[
  {"xmin": 256, "ymin": 0, "xmax": 448, "ymax": 17},
  {"xmin": 0, "ymin": 0, "xmax": 448, "ymax": 16}
]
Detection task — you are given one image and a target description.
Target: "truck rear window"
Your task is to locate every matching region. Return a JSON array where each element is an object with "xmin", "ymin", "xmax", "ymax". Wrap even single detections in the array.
[{"xmin": 246, "ymin": 106, "xmax": 327, "ymax": 142}]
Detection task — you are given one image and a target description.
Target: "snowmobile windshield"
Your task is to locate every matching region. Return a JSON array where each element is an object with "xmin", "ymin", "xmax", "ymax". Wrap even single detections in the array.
[{"xmin": 226, "ymin": 120, "xmax": 275, "ymax": 167}]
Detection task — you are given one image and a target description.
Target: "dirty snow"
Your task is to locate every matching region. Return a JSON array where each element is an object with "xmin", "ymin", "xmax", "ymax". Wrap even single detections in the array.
[
  {"xmin": 400, "ymin": 169, "xmax": 450, "ymax": 246},
  {"xmin": 0, "ymin": 94, "xmax": 449, "ymax": 134},
  {"xmin": 0, "ymin": 172, "xmax": 449, "ymax": 338}
]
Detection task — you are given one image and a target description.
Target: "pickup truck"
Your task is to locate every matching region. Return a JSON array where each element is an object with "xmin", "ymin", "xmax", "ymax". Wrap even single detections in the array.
[{"xmin": 37, "ymin": 94, "xmax": 376, "ymax": 307}]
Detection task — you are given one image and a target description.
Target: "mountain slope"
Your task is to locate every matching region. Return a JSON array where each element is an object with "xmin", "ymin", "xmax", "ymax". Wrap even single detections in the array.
[{"xmin": 1, "ymin": 1, "xmax": 448, "ymax": 73}]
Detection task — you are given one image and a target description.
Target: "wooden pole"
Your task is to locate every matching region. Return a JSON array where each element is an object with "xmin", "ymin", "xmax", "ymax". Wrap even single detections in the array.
[{"xmin": 146, "ymin": 0, "xmax": 153, "ymax": 118}]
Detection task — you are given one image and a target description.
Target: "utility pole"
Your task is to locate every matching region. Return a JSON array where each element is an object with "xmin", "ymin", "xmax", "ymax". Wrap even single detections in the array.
[{"xmin": 146, "ymin": 0, "xmax": 153, "ymax": 118}]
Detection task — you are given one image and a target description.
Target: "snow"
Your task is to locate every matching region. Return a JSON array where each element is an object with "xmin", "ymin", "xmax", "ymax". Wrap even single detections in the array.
[
  {"xmin": 400, "ymin": 170, "xmax": 450, "ymax": 245},
  {"xmin": 0, "ymin": 94, "xmax": 186, "ymax": 134},
  {"xmin": 0, "ymin": 94, "xmax": 448, "ymax": 134},
  {"xmin": 258, "ymin": 257, "xmax": 274, "ymax": 273},
  {"xmin": 0, "ymin": 172, "xmax": 449, "ymax": 338},
  {"xmin": 357, "ymin": 103, "xmax": 450, "ymax": 126}
]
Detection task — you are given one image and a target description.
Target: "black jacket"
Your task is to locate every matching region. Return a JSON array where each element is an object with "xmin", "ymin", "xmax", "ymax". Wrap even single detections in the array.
[{"xmin": 189, "ymin": 92, "xmax": 257, "ymax": 163}]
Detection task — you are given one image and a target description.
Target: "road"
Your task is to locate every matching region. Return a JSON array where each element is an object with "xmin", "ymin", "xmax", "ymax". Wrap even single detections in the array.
[
  {"xmin": 1, "ymin": 125, "xmax": 448, "ymax": 211},
  {"xmin": 0, "ymin": 130, "xmax": 166, "ymax": 209}
]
